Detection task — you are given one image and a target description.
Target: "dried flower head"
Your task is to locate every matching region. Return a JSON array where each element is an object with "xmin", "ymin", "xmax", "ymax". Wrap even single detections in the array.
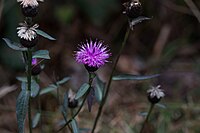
[
  {"xmin": 17, "ymin": 0, "xmax": 44, "ymax": 7},
  {"xmin": 17, "ymin": 22, "xmax": 38, "ymax": 41},
  {"xmin": 123, "ymin": 0, "xmax": 142, "ymax": 19},
  {"xmin": 75, "ymin": 39, "xmax": 111, "ymax": 72},
  {"xmin": 147, "ymin": 85, "xmax": 165, "ymax": 104}
]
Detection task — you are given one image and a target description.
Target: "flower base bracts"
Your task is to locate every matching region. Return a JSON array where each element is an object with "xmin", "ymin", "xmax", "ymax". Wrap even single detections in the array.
[
  {"xmin": 20, "ymin": 36, "xmax": 38, "ymax": 48},
  {"xmin": 21, "ymin": 5, "xmax": 39, "ymax": 17}
]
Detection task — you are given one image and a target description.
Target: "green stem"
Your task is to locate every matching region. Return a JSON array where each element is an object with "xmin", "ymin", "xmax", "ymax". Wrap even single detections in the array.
[
  {"xmin": 27, "ymin": 48, "xmax": 33, "ymax": 133},
  {"xmin": 57, "ymin": 72, "xmax": 95, "ymax": 132},
  {"xmin": 91, "ymin": 27, "xmax": 130, "ymax": 133},
  {"xmin": 139, "ymin": 103, "xmax": 155, "ymax": 133}
]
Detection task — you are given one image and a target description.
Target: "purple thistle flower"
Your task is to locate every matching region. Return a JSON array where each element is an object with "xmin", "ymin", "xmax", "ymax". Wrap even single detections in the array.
[{"xmin": 75, "ymin": 40, "xmax": 110, "ymax": 71}]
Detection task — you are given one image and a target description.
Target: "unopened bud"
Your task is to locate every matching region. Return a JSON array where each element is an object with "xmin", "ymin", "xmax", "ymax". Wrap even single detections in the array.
[
  {"xmin": 31, "ymin": 58, "xmax": 42, "ymax": 75},
  {"xmin": 123, "ymin": 0, "xmax": 142, "ymax": 19}
]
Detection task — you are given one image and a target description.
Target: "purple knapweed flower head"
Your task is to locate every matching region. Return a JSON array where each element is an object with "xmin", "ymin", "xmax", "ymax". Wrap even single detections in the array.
[{"xmin": 75, "ymin": 39, "xmax": 111, "ymax": 72}]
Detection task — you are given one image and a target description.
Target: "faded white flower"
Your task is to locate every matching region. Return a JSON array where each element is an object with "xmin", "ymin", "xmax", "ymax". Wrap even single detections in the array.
[
  {"xmin": 17, "ymin": 22, "xmax": 38, "ymax": 41},
  {"xmin": 17, "ymin": 0, "xmax": 44, "ymax": 7},
  {"xmin": 147, "ymin": 85, "xmax": 165, "ymax": 99}
]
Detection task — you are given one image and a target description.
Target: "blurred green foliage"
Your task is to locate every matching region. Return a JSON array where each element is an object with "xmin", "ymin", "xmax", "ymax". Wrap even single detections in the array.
[{"xmin": 74, "ymin": 0, "xmax": 119, "ymax": 25}]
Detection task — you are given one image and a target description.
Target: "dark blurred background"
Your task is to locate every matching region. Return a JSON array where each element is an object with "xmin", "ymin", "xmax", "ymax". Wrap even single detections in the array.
[{"xmin": 0, "ymin": 0, "xmax": 200, "ymax": 132}]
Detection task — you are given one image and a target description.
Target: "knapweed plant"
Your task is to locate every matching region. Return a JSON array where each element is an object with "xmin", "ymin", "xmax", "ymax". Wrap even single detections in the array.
[
  {"xmin": 2, "ymin": 0, "xmax": 60, "ymax": 133},
  {"xmin": 3, "ymin": 0, "xmax": 166, "ymax": 133}
]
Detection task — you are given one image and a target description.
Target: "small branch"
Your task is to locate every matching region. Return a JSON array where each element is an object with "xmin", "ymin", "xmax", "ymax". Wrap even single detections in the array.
[{"xmin": 91, "ymin": 27, "xmax": 131, "ymax": 133}]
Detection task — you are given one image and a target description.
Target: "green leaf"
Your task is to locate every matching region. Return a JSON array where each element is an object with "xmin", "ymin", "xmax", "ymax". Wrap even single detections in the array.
[
  {"xmin": 31, "ymin": 80, "xmax": 40, "ymax": 98},
  {"xmin": 39, "ymin": 84, "xmax": 58, "ymax": 95},
  {"xmin": 2, "ymin": 38, "xmax": 27, "ymax": 51},
  {"xmin": 112, "ymin": 74, "xmax": 160, "ymax": 81},
  {"xmin": 17, "ymin": 79, "xmax": 40, "ymax": 98},
  {"xmin": 16, "ymin": 82, "xmax": 30, "ymax": 133},
  {"xmin": 129, "ymin": 16, "xmax": 151, "ymax": 29},
  {"xmin": 56, "ymin": 77, "xmax": 70, "ymax": 85},
  {"xmin": 87, "ymin": 87, "xmax": 95, "ymax": 112},
  {"xmin": 138, "ymin": 112, "xmax": 148, "ymax": 117},
  {"xmin": 33, "ymin": 50, "xmax": 50, "ymax": 59},
  {"xmin": 71, "ymin": 119, "xmax": 79, "ymax": 133},
  {"xmin": 16, "ymin": 77, "xmax": 27, "ymax": 82},
  {"xmin": 75, "ymin": 83, "xmax": 90, "ymax": 100},
  {"xmin": 61, "ymin": 91, "xmax": 68, "ymax": 122},
  {"xmin": 32, "ymin": 113, "xmax": 41, "ymax": 128},
  {"xmin": 36, "ymin": 29, "xmax": 56, "ymax": 41},
  {"xmin": 95, "ymin": 76, "xmax": 105, "ymax": 103},
  {"xmin": 155, "ymin": 103, "xmax": 167, "ymax": 109}
]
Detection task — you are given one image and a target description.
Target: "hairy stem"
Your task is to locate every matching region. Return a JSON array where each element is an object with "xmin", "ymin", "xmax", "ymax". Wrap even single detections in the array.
[{"xmin": 91, "ymin": 27, "xmax": 130, "ymax": 133}]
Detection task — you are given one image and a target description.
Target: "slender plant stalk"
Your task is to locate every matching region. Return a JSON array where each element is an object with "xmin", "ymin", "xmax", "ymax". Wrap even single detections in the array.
[
  {"xmin": 57, "ymin": 94, "xmax": 88, "ymax": 132},
  {"xmin": 27, "ymin": 48, "xmax": 33, "ymax": 133},
  {"xmin": 57, "ymin": 72, "xmax": 95, "ymax": 132},
  {"xmin": 91, "ymin": 27, "xmax": 130, "ymax": 133},
  {"xmin": 139, "ymin": 103, "xmax": 155, "ymax": 133}
]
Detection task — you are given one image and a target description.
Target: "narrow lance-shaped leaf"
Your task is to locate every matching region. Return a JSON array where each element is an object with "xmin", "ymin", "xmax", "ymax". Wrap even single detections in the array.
[
  {"xmin": 155, "ymin": 103, "xmax": 167, "ymax": 109},
  {"xmin": 95, "ymin": 76, "xmax": 105, "ymax": 103},
  {"xmin": 2, "ymin": 38, "xmax": 27, "ymax": 51},
  {"xmin": 138, "ymin": 112, "xmax": 148, "ymax": 117},
  {"xmin": 87, "ymin": 87, "xmax": 95, "ymax": 112},
  {"xmin": 32, "ymin": 113, "xmax": 41, "ymax": 128},
  {"xmin": 17, "ymin": 78, "xmax": 40, "ymax": 98},
  {"xmin": 31, "ymin": 80, "xmax": 40, "ymax": 98},
  {"xmin": 129, "ymin": 16, "xmax": 151, "ymax": 30},
  {"xmin": 71, "ymin": 119, "xmax": 79, "ymax": 133},
  {"xmin": 39, "ymin": 84, "xmax": 58, "ymax": 95},
  {"xmin": 36, "ymin": 29, "xmax": 56, "ymax": 41},
  {"xmin": 33, "ymin": 50, "xmax": 50, "ymax": 59},
  {"xmin": 16, "ymin": 82, "xmax": 30, "ymax": 133},
  {"xmin": 112, "ymin": 74, "xmax": 160, "ymax": 81},
  {"xmin": 61, "ymin": 91, "xmax": 68, "ymax": 122},
  {"xmin": 75, "ymin": 83, "xmax": 90, "ymax": 100},
  {"xmin": 16, "ymin": 77, "xmax": 27, "ymax": 82},
  {"xmin": 56, "ymin": 77, "xmax": 71, "ymax": 85}
]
